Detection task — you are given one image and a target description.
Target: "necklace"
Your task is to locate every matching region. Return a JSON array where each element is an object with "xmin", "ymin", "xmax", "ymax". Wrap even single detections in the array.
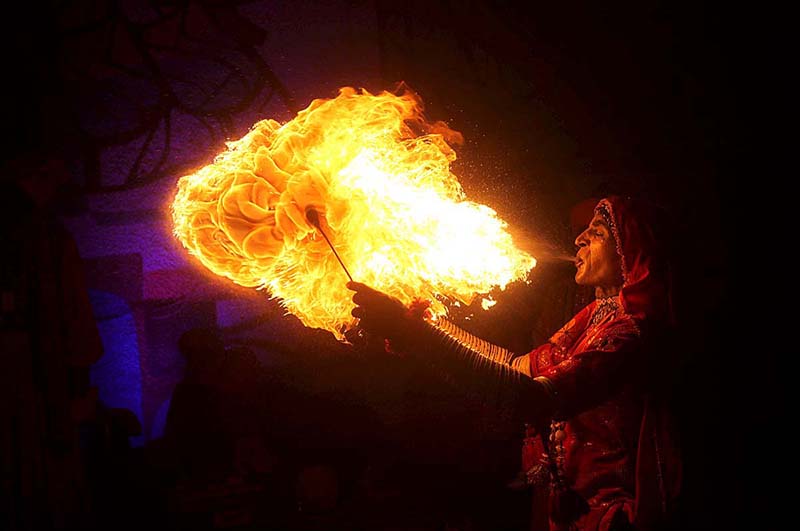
[{"xmin": 589, "ymin": 295, "xmax": 621, "ymax": 328}]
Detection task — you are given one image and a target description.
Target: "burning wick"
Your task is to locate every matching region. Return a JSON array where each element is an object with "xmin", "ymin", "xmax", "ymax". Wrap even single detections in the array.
[{"xmin": 305, "ymin": 207, "xmax": 354, "ymax": 282}]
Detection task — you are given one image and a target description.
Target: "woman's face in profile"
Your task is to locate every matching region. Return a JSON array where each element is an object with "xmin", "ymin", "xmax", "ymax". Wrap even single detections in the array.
[{"xmin": 573, "ymin": 213, "xmax": 622, "ymax": 289}]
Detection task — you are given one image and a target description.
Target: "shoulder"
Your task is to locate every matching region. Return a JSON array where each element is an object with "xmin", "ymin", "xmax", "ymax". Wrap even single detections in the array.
[{"xmin": 587, "ymin": 313, "xmax": 642, "ymax": 352}]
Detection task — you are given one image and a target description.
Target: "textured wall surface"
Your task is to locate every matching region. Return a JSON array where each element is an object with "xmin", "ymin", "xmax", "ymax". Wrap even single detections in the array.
[{"xmin": 50, "ymin": 1, "xmax": 383, "ymax": 442}]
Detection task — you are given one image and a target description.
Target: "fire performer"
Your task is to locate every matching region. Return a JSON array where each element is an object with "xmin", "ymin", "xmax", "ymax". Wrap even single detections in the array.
[{"xmin": 348, "ymin": 195, "xmax": 682, "ymax": 531}]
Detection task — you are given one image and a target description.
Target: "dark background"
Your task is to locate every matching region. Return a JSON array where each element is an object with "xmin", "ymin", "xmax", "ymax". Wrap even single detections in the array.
[{"xmin": 2, "ymin": 1, "xmax": 752, "ymax": 530}]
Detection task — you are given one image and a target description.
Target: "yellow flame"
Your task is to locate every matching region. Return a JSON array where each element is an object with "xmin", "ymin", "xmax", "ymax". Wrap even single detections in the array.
[
  {"xmin": 481, "ymin": 296, "xmax": 498, "ymax": 310},
  {"xmin": 172, "ymin": 86, "xmax": 536, "ymax": 340}
]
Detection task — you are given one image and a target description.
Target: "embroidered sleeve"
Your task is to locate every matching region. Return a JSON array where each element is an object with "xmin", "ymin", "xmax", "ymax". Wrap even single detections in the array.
[
  {"xmin": 538, "ymin": 318, "xmax": 643, "ymax": 416},
  {"xmin": 529, "ymin": 304, "xmax": 595, "ymax": 376}
]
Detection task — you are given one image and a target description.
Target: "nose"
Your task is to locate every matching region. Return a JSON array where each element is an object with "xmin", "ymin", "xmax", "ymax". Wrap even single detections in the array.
[{"xmin": 574, "ymin": 228, "xmax": 589, "ymax": 248}]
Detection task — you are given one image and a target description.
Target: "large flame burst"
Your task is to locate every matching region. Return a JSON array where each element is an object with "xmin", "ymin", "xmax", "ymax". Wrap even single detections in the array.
[{"xmin": 172, "ymin": 87, "xmax": 535, "ymax": 340}]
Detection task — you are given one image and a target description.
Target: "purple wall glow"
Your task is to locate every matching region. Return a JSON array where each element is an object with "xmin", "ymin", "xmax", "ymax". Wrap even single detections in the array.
[
  {"xmin": 87, "ymin": 290, "xmax": 144, "ymax": 446},
  {"xmin": 56, "ymin": 1, "xmax": 382, "ymax": 443}
]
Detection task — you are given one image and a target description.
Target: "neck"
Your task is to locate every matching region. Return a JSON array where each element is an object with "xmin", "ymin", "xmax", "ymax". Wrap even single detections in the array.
[{"xmin": 595, "ymin": 285, "xmax": 621, "ymax": 299}]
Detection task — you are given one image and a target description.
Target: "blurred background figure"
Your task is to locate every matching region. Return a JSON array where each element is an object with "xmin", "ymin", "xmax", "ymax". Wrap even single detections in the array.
[{"xmin": 1, "ymin": 147, "xmax": 104, "ymax": 530}]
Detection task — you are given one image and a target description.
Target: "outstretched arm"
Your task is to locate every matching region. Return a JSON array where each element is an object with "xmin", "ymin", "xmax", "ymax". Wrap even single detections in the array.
[{"xmin": 348, "ymin": 281, "xmax": 555, "ymax": 425}]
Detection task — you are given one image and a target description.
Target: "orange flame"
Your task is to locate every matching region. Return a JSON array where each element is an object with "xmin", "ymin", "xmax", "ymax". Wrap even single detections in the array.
[{"xmin": 172, "ymin": 87, "xmax": 536, "ymax": 339}]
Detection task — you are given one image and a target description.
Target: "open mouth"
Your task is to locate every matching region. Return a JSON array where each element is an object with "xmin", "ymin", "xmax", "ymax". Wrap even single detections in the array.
[{"xmin": 575, "ymin": 258, "xmax": 584, "ymax": 268}]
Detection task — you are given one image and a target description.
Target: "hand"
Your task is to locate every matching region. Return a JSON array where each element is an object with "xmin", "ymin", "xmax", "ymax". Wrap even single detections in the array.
[{"xmin": 347, "ymin": 281, "xmax": 412, "ymax": 339}]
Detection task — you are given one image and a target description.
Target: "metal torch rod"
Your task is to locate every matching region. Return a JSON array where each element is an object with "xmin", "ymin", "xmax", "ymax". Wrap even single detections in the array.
[{"xmin": 305, "ymin": 207, "xmax": 354, "ymax": 282}]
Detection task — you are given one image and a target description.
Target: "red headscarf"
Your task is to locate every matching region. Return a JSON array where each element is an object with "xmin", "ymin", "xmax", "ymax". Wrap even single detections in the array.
[
  {"xmin": 595, "ymin": 196, "xmax": 674, "ymax": 326},
  {"xmin": 595, "ymin": 196, "xmax": 682, "ymax": 529}
]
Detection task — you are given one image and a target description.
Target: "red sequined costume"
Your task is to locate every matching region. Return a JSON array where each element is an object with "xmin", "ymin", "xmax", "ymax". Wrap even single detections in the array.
[
  {"xmin": 352, "ymin": 195, "xmax": 682, "ymax": 531},
  {"xmin": 519, "ymin": 197, "xmax": 682, "ymax": 531}
]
